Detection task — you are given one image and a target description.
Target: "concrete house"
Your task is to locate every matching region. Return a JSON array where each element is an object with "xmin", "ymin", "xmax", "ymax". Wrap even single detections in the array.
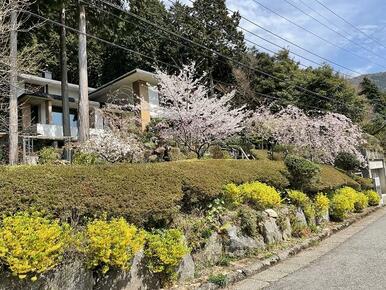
[{"xmin": 0, "ymin": 69, "xmax": 159, "ymax": 158}]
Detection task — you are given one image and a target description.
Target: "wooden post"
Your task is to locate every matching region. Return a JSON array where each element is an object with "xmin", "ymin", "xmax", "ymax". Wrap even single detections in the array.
[
  {"xmin": 8, "ymin": 3, "xmax": 18, "ymax": 164},
  {"xmin": 78, "ymin": 3, "xmax": 89, "ymax": 142},
  {"xmin": 133, "ymin": 81, "xmax": 150, "ymax": 131},
  {"xmin": 60, "ymin": 0, "xmax": 71, "ymax": 138}
]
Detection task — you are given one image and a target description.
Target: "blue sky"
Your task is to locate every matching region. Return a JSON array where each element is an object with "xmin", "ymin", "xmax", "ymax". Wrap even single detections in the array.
[{"xmin": 171, "ymin": 0, "xmax": 386, "ymax": 77}]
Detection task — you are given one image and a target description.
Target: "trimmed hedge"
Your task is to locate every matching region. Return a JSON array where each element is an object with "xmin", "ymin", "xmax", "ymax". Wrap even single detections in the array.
[
  {"xmin": 309, "ymin": 165, "xmax": 359, "ymax": 193},
  {"xmin": 0, "ymin": 160, "xmax": 287, "ymax": 226},
  {"xmin": 0, "ymin": 160, "xmax": 357, "ymax": 226}
]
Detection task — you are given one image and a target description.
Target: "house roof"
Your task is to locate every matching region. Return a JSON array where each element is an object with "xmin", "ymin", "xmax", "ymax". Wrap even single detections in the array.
[
  {"xmin": 19, "ymin": 92, "xmax": 78, "ymax": 103},
  {"xmin": 19, "ymin": 74, "xmax": 96, "ymax": 92},
  {"xmin": 89, "ymin": 69, "xmax": 157, "ymax": 102}
]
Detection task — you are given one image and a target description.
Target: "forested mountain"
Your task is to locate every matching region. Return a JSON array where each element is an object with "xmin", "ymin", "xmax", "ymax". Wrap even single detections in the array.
[
  {"xmin": 18, "ymin": 0, "xmax": 385, "ymax": 149},
  {"xmin": 351, "ymin": 72, "xmax": 386, "ymax": 92}
]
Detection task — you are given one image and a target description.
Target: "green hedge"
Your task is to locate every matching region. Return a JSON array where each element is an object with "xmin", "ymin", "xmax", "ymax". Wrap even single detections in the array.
[
  {"xmin": 0, "ymin": 160, "xmax": 357, "ymax": 226},
  {"xmin": 0, "ymin": 160, "xmax": 287, "ymax": 226},
  {"xmin": 310, "ymin": 165, "xmax": 359, "ymax": 193}
]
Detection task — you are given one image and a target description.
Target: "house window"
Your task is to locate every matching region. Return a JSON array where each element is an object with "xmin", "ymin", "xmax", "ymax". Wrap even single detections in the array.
[
  {"xmin": 52, "ymin": 107, "xmax": 78, "ymax": 127},
  {"xmin": 148, "ymin": 87, "xmax": 159, "ymax": 116}
]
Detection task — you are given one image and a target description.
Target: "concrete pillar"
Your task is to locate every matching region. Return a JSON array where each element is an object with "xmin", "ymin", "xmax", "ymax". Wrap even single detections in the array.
[
  {"xmin": 133, "ymin": 80, "xmax": 150, "ymax": 131},
  {"xmin": 21, "ymin": 104, "xmax": 31, "ymax": 130},
  {"xmin": 46, "ymin": 100, "xmax": 52, "ymax": 124},
  {"xmin": 40, "ymin": 103, "xmax": 46, "ymax": 124}
]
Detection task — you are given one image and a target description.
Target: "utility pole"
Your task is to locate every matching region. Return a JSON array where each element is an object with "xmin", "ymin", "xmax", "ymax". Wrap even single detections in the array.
[
  {"xmin": 78, "ymin": 2, "xmax": 89, "ymax": 142},
  {"xmin": 60, "ymin": 0, "xmax": 71, "ymax": 160},
  {"xmin": 8, "ymin": 2, "xmax": 18, "ymax": 164},
  {"xmin": 60, "ymin": 0, "xmax": 71, "ymax": 139}
]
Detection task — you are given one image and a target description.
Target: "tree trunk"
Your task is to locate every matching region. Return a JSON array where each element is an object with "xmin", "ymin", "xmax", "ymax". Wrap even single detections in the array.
[
  {"xmin": 60, "ymin": 0, "xmax": 71, "ymax": 139},
  {"xmin": 78, "ymin": 3, "xmax": 89, "ymax": 142},
  {"xmin": 8, "ymin": 4, "xmax": 18, "ymax": 165}
]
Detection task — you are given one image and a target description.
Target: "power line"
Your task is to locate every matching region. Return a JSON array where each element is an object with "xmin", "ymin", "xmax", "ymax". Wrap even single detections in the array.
[
  {"xmin": 296, "ymin": 0, "xmax": 354, "ymax": 38},
  {"xmin": 281, "ymin": 0, "xmax": 386, "ymax": 64},
  {"xmin": 90, "ymin": 0, "xmax": 381, "ymax": 113},
  {"xmin": 84, "ymin": 0, "xmax": 370, "ymax": 111},
  {"xmin": 22, "ymin": 6, "xmax": 386, "ymax": 115},
  {"xmin": 313, "ymin": 0, "xmax": 386, "ymax": 50},
  {"xmin": 21, "ymin": 10, "xmax": 180, "ymax": 71},
  {"xmin": 208, "ymin": 1, "xmax": 362, "ymax": 76}
]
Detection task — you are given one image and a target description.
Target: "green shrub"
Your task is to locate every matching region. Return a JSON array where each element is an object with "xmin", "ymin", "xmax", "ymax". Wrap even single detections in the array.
[
  {"xmin": 83, "ymin": 217, "xmax": 145, "ymax": 274},
  {"xmin": 329, "ymin": 193, "xmax": 352, "ymax": 221},
  {"xmin": 314, "ymin": 193, "xmax": 329, "ymax": 218},
  {"xmin": 351, "ymin": 175, "xmax": 374, "ymax": 191},
  {"xmin": 38, "ymin": 147, "xmax": 60, "ymax": 164},
  {"xmin": 0, "ymin": 211, "xmax": 70, "ymax": 281},
  {"xmin": 228, "ymin": 181, "xmax": 282, "ymax": 210},
  {"xmin": 174, "ymin": 216, "xmax": 212, "ymax": 253},
  {"xmin": 168, "ymin": 147, "xmax": 187, "ymax": 161},
  {"xmin": 284, "ymin": 155, "xmax": 320, "ymax": 189},
  {"xmin": 208, "ymin": 274, "xmax": 228, "ymax": 287},
  {"xmin": 209, "ymin": 145, "xmax": 227, "ymax": 159},
  {"xmin": 310, "ymin": 165, "xmax": 360, "ymax": 193},
  {"xmin": 250, "ymin": 149, "xmax": 268, "ymax": 160},
  {"xmin": 238, "ymin": 206, "xmax": 258, "ymax": 237},
  {"xmin": 144, "ymin": 229, "xmax": 188, "ymax": 285},
  {"xmin": 334, "ymin": 152, "xmax": 360, "ymax": 171},
  {"xmin": 364, "ymin": 190, "xmax": 381, "ymax": 206},
  {"xmin": 72, "ymin": 151, "xmax": 101, "ymax": 165}
]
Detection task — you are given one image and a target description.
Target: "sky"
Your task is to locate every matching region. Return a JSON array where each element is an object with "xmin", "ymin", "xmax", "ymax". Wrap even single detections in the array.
[{"xmin": 170, "ymin": 0, "xmax": 386, "ymax": 78}]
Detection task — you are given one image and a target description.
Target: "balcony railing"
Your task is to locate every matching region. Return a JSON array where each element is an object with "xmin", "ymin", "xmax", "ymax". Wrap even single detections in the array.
[{"xmin": 24, "ymin": 124, "xmax": 104, "ymax": 140}]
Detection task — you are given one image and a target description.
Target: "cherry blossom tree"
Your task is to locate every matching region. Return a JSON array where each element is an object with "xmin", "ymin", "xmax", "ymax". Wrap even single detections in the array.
[
  {"xmin": 153, "ymin": 63, "xmax": 247, "ymax": 158},
  {"xmin": 250, "ymin": 106, "xmax": 366, "ymax": 164}
]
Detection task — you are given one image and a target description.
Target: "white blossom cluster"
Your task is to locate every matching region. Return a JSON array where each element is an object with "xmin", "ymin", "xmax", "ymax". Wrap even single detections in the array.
[
  {"xmin": 153, "ymin": 63, "xmax": 247, "ymax": 158},
  {"xmin": 250, "ymin": 106, "xmax": 366, "ymax": 164},
  {"xmin": 80, "ymin": 130, "xmax": 144, "ymax": 163}
]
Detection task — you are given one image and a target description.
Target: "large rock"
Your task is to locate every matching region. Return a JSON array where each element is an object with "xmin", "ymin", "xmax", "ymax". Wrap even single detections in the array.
[
  {"xmin": 94, "ymin": 250, "xmax": 160, "ymax": 290},
  {"xmin": 264, "ymin": 209, "xmax": 278, "ymax": 218},
  {"xmin": 193, "ymin": 232, "xmax": 223, "ymax": 266},
  {"xmin": 316, "ymin": 209, "xmax": 330, "ymax": 225},
  {"xmin": 177, "ymin": 254, "xmax": 195, "ymax": 282},
  {"xmin": 295, "ymin": 208, "xmax": 307, "ymax": 226},
  {"xmin": 260, "ymin": 215, "xmax": 283, "ymax": 244},
  {"xmin": 278, "ymin": 208, "xmax": 292, "ymax": 240},
  {"xmin": 224, "ymin": 226, "xmax": 265, "ymax": 257},
  {"xmin": 0, "ymin": 258, "xmax": 94, "ymax": 290}
]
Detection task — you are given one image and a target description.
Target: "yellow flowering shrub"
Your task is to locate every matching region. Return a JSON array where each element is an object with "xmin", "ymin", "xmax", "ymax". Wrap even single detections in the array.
[
  {"xmin": 329, "ymin": 193, "xmax": 352, "ymax": 221},
  {"xmin": 364, "ymin": 190, "xmax": 381, "ymax": 206},
  {"xmin": 354, "ymin": 192, "xmax": 368, "ymax": 213},
  {"xmin": 314, "ymin": 193, "xmax": 330, "ymax": 218},
  {"xmin": 144, "ymin": 229, "xmax": 189, "ymax": 285},
  {"xmin": 335, "ymin": 187, "xmax": 357, "ymax": 211},
  {"xmin": 287, "ymin": 190, "xmax": 310, "ymax": 208},
  {"xmin": 223, "ymin": 183, "xmax": 242, "ymax": 206},
  {"xmin": 0, "ymin": 211, "xmax": 70, "ymax": 281},
  {"xmin": 223, "ymin": 182, "xmax": 281, "ymax": 209},
  {"xmin": 288, "ymin": 190, "xmax": 315, "ymax": 224},
  {"xmin": 84, "ymin": 217, "xmax": 145, "ymax": 274}
]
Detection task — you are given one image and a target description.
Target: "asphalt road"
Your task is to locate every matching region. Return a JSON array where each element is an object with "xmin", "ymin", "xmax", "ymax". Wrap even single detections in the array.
[
  {"xmin": 267, "ymin": 209, "xmax": 386, "ymax": 290},
  {"xmin": 231, "ymin": 207, "xmax": 386, "ymax": 290}
]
